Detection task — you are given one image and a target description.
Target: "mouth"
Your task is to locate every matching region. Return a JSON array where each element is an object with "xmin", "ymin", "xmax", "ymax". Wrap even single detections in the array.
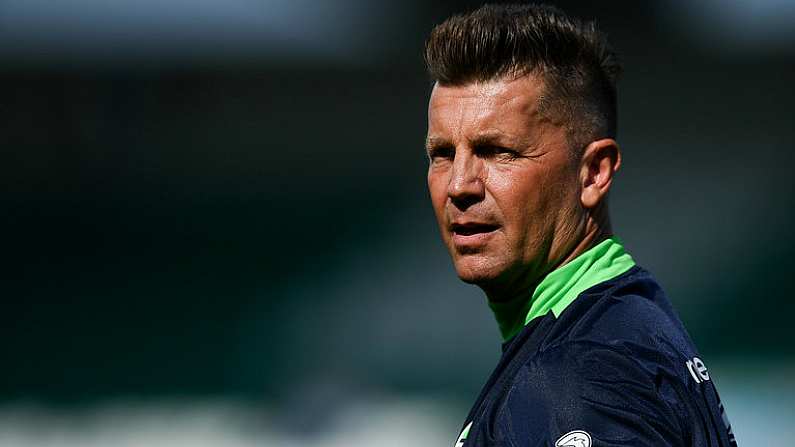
[
  {"xmin": 450, "ymin": 222, "xmax": 500, "ymax": 248},
  {"xmin": 450, "ymin": 222, "xmax": 500, "ymax": 235}
]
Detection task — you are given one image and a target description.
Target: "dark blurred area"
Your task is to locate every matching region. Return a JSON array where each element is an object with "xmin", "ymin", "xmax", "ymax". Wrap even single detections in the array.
[{"xmin": 2, "ymin": 0, "xmax": 794, "ymax": 443}]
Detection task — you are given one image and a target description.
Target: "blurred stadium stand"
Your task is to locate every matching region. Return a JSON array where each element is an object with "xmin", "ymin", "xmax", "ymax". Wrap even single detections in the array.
[{"xmin": 2, "ymin": 0, "xmax": 794, "ymax": 444}]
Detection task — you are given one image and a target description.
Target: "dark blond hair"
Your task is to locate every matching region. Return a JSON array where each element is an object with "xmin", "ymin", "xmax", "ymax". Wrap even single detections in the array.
[{"xmin": 424, "ymin": 3, "xmax": 622, "ymax": 148}]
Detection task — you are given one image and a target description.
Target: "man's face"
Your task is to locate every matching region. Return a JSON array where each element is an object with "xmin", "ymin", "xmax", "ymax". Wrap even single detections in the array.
[{"xmin": 426, "ymin": 75, "xmax": 584, "ymax": 296}]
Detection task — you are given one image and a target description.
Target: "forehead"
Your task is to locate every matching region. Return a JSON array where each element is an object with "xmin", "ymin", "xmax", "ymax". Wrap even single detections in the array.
[{"xmin": 427, "ymin": 76, "xmax": 546, "ymax": 139}]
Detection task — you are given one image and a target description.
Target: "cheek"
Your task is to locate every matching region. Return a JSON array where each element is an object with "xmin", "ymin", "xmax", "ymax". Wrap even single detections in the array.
[
  {"xmin": 427, "ymin": 170, "xmax": 449, "ymax": 223},
  {"xmin": 491, "ymin": 169, "xmax": 542, "ymax": 222},
  {"xmin": 492, "ymin": 167, "xmax": 563, "ymax": 240}
]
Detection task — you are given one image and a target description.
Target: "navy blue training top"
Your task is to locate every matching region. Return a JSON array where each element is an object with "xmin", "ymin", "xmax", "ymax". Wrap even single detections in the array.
[{"xmin": 454, "ymin": 264, "xmax": 737, "ymax": 446}]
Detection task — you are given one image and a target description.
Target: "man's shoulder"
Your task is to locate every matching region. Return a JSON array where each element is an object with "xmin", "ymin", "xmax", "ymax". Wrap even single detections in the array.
[
  {"xmin": 539, "ymin": 265, "xmax": 697, "ymax": 363},
  {"xmin": 495, "ymin": 268, "xmax": 693, "ymax": 444},
  {"xmin": 469, "ymin": 267, "xmax": 736, "ymax": 446}
]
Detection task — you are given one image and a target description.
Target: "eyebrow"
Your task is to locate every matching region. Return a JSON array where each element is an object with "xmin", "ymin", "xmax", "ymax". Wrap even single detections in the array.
[
  {"xmin": 425, "ymin": 130, "xmax": 528, "ymax": 152},
  {"xmin": 470, "ymin": 132, "xmax": 516, "ymax": 148},
  {"xmin": 424, "ymin": 136, "xmax": 450, "ymax": 151}
]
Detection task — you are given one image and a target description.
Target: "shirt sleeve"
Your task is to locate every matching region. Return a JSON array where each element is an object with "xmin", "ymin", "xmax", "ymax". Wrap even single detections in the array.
[{"xmin": 494, "ymin": 341, "xmax": 686, "ymax": 447}]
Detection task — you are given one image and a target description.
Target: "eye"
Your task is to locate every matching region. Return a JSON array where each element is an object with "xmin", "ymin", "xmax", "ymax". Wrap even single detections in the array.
[
  {"xmin": 478, "ymin": 145, "xmax": 520, "ymax": 160},
  {"xmin": 428, "ymin": 146, "xmax": 454, "ymax": 162}
]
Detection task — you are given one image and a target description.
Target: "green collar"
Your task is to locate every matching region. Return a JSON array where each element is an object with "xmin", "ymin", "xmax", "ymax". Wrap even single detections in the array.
[{"xmin": 488, "ymin": 236, "xmax": 636, "ymax": 341}]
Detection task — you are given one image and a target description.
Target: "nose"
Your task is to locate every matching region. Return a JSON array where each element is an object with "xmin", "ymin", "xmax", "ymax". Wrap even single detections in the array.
[{"xmin": 448, "ymin": 148, "xmax": 485, "ymax": 210}]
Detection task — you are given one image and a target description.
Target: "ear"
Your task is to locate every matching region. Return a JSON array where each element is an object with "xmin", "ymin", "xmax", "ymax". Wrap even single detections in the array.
[{"xmin": 579, "ymin": 138, "xmax": 621, "ymax": 209}]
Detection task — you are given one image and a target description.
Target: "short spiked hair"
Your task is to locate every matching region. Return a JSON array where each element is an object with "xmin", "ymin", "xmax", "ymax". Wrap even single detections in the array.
[{"xmin": 424, "ymin": 3, "xmax": 622, "ymax": 149}]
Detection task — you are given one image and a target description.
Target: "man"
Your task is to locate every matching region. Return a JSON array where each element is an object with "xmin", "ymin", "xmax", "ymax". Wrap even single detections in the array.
[{"xmin": 424, "ymin": 4, "xmax": 737, "ymax": 446}]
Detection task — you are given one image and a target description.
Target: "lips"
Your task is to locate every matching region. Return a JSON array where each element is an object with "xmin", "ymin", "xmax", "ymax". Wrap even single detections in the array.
[
  {"xmin": 450, "ymin": 222, "xmax": 499, "ymax": 235},
  {"xmin": 450, "ymin": 221, "xmax": 500, "ymax": 248}
]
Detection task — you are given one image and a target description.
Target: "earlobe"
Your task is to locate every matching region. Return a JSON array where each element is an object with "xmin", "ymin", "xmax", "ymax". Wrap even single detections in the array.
[{"xmin": 579, "ymin": 138, "xmax": 621, "ymax": 209}]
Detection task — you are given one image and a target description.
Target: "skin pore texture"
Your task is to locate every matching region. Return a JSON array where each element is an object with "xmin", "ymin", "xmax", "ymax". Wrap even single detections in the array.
[{"xmin": 426, "ymin": 74, "xmax": 621, "ymax": 303}]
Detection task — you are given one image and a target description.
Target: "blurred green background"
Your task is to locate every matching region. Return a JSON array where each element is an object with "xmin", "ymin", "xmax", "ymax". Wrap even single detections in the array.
[{"xmin": 2, "ymin": 0, "xmax": 794, "ymax": 445}]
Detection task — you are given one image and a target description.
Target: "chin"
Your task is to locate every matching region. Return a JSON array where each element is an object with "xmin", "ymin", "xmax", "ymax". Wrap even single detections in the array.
[{"xmin": 453, "ymin": 255, "xmax": 504, "ymax": 286}]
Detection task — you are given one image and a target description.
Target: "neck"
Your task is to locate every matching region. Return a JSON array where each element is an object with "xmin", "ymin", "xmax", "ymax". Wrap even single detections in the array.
[
  {"xmin": 487, "ymin": 231, "xmax": 635, "ymax": 341},
  {"xmin": 554, "ymin": 216, "xmax": 613, "ymax": 275}
]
